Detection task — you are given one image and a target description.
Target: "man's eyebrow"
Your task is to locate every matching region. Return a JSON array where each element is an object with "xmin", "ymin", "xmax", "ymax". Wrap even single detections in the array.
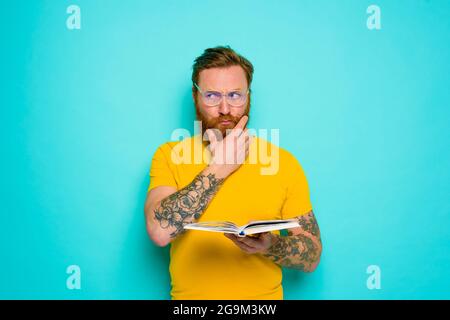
[{"xmin": 204, "ymin": 88, "xmax": 243, "ymax": 92}]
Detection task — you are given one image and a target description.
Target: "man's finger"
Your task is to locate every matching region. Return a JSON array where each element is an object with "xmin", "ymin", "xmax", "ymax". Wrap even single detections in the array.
[
  {"xmin": 239, "ymin": 128, "xmax": 249, "ymax": 140},
  {"xmin": 234, "ymin": 115, "xmax": 248, "ymax": 131},
  {"xmin": 237, "ymin": 235, "xmax": 262, "ymax": 247},
  {"xmin": 206, "ymin": 129, "xmax": 219, "ymax": 146},
  {"xmin": 240, "ymin": 128, "xmax": 249, "ymax": 138},
  {"xmin": 224, "ymin": 234, "xmax": 255, "ymax": 253},
  {"xmin": 236, "ymin": 129, "xmax": 249, "ymax": 146},
  {"xmin": 229, "ymin": 233, "xmax": 260, "ymax": 247},
  {"xmin": 205, "ymin": 130, "xmax": 215, "ymax": 147},
  {"xmin": 234, "ymin": 240, "xmax": 255, "ymax": 253}
]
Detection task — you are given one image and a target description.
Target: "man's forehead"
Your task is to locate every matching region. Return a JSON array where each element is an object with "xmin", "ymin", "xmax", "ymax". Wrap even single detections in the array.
[{"xmin": 198, "ymin": 66, "xmax": 247, "ymax": 90}]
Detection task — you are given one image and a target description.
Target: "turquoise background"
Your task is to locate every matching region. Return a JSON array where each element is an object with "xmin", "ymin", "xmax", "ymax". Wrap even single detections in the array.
[{"xmin": 1, "ymin": 0, "xmax": 449, "ymax": 299}]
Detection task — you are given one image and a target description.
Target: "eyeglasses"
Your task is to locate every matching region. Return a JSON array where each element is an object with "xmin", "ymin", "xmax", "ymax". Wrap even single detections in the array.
[{"xmin": 194, "ymin": 83, "xmax": 249, "ymax": 107}]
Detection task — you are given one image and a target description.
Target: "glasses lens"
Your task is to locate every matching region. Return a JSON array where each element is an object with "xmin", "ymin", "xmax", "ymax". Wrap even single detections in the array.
[
  {"xmin": 227, "ymin": 91, "xmax": 247, "ymax": 107},
  {"xmin": 203, "ymin": 91, "xmax": 222, "ymax": 106},
  {"xmin": 201, "ymin": 90, "xmax": 248, "ymax": 107}
]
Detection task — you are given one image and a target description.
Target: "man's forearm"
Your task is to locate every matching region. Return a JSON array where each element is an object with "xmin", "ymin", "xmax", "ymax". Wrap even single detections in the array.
[
  {"xmin": 262, "ymin": 233, "xmax": 321, "ymax": 272},
  {"xmin": 262, "ymin": 211, "xmax": 322, "ymax": 272},
  {"xmin": 153, "ymin": 166, "xmax": 225, "ymax": 240}
]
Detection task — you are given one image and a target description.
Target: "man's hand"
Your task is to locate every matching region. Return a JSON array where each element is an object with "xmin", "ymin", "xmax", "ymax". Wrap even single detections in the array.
[
  {"xmin": 145, "ymin": 115, "xmax": 252, "ymax": 247},
  {"xmin": 224, "ymin": 232, "xmax": 275, "ymax": 254},
  {"xmin": 206, "ymin": 115, "xmax": 252, "ymax": 179},
  {"xmin": 224, "ymin": 211, "xmax": 322, "ymax": 272}
]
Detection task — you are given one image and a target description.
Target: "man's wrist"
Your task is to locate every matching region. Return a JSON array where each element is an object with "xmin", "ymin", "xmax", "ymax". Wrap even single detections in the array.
[
  {"xmin": 204, "ymin": 164, "xmax": 231, "ymax": 179},
  {"xmin": 261, "ymin": 233, "xmax": 281, "ymax": 256}
]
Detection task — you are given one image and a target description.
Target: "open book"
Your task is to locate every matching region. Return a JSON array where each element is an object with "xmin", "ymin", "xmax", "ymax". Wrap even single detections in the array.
[{"xmin": 183, "ymin": 219, "xmax": 300, "ymax": 237}]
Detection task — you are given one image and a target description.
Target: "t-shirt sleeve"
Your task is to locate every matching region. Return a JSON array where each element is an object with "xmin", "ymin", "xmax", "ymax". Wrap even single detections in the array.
[
  {"xmin": 147, "ymin": 143, "xmax": 178, "ymax": 192},
  {"xmin": 281, "ymin": 154, "xmax": 313, "ymax": 220}
]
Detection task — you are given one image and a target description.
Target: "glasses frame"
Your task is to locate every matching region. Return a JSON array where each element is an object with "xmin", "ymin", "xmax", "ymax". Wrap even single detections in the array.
[{"xmin": 194, "ymin": 82, "xmax": 249, "ymax": 107}]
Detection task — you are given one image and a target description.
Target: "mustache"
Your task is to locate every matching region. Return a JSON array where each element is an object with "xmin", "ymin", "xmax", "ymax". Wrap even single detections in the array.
[{"xmin": 209, "ymin": 115, "xmax": 239, "ymax": 126}]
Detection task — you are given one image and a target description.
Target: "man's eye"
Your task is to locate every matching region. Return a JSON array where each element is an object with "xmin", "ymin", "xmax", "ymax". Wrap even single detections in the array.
[
  {"xmin": 205, "ymin": 92, "xmax": 220, "ymax": 99},
  {"xmin": 229, "ymin": 92, "xmax": 242, "ymax": 99}
]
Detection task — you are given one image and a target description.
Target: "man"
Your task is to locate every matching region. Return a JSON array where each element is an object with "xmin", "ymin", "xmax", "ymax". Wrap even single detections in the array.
[{"xmin": 144, "ymin": 46, "xmax": 322, "ymax": 300}]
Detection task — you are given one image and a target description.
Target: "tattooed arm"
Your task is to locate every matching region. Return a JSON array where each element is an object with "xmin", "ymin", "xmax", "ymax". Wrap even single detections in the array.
[
  {"xmin": 144, "ymin": 165, "xmax": 227, "ymax": 247},
  {"xmin": 145, "ymin": 116, "xmax": 251, "ymax": 247},
  {"xmin": 262, "ymin": 210, "xmax": 322, "ymax": 272}
]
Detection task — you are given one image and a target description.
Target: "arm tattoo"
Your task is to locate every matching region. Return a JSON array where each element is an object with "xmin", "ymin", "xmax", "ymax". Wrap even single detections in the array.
[
  {"xmin": 154, "ymin": 173, "xmax": 224, "ymax": 239},
  {"xmin": 262, "ymin": 210, "xmax": 322, "ymax": 272},
  {"xmin": 297, "ymin": 210, "xmax": 321, "ymax": 238}
]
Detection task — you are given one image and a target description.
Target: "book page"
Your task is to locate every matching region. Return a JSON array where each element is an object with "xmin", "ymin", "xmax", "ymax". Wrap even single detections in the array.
[
  {"xmin": 183, "ymin": 221, "xmax": 239, "ymax": 233},
  {"xmin": 243, "ymin": 219, "xmax": 299, "ymax": 229},
  {"xmin": 239, "ymin": 220, "xmax": 300, "ymax": 236}
]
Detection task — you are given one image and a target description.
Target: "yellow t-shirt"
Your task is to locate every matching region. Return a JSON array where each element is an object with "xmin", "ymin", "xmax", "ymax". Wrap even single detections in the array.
[{"xmin": 148, "ymin": 135, "xmax": 313, "ymax": 300}]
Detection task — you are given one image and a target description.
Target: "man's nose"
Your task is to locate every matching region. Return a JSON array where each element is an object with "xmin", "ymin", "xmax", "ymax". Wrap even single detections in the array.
[{"xmin": 218, "ymin": 96, "xmax": 230, "ymax": 115}]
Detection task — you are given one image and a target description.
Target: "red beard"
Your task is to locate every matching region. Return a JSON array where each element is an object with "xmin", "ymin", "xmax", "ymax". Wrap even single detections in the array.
[{"xmin": 195, "ymin": 103, "xmax": 250, "ymax": 139}]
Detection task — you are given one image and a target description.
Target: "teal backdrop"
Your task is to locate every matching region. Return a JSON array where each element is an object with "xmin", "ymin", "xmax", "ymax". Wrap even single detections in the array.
[{"xmin": 1, "ymin": 0, "xmax": 449, "ymax": 299}]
